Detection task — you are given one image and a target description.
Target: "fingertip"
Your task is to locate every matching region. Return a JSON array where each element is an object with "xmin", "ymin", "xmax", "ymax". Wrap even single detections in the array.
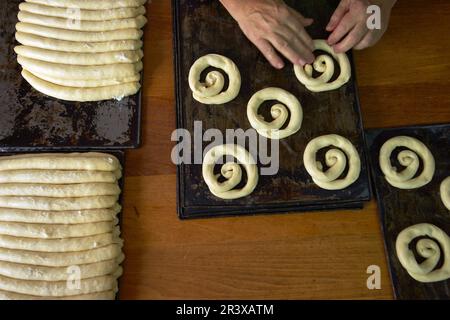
[
  {"xmin": 326, "ymin": 17, "xmax": 338, "ymax": 31},
  {"xmin": 332, "ymin": 45, "xmax": 343, "ymax": 54},
  {"xmin": 274, "ymin": 61, "xmax": 285, "ymax": 69},
  {"xmin": 298, "ymin": 55, "xmax": 313, "ymax": 66},
  {"xmin": 327, "ymin": 33, "xmax": 339, "ymax": 46}
]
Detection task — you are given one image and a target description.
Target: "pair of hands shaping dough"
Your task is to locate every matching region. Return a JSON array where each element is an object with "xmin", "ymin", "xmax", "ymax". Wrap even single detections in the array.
[
  {"xmin": 220, "ymin": 0, "xmax": 396, "ymax": 69},
  {"xmin": 396, "ymin": 223, "xmax": 450, "ymax": 283}
]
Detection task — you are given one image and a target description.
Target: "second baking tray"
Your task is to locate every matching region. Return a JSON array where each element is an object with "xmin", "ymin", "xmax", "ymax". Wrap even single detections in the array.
[
  {"xmin": 0, "ymin": 0, "xmax": 142, "ymax": 151},
  {"xmin": 0, "ymin": 149, "xmax": 126, "ymax": 299},
  {"xmin": 173, "ymin": 0, "xmax": 371, "ymax": 218},
  {"xmin": 366, "ymin": 123, "xmax": 450, "ymax": 299}
]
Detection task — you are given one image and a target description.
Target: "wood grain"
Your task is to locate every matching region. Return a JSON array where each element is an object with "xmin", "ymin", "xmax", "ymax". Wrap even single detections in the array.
[{"xmin": 119, "ymin": 0, "xmax": 450, "ymax": 299}]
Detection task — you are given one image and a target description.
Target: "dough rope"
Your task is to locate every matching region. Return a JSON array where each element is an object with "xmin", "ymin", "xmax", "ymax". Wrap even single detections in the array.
[
  {"xmin": 0, "ymin": 221, "xmax": 116, "ymax": 239},
  {"xmin": 294, "ymin": 39, "xmax": 351, "ymax": 92},
  {"xmin": 0, "ymin": 206, "xmax": 120, "ymax": 224},
  {"xmin": 0, "ymin": 183, "xmax": 120, "ymax": 198},
  {"xmin": 303, "ymin": 134, "xmax": 361, "ymax": 190},
  {"xmin": 0, "ymin": 289, "xmax": 116, "ymax": 300},
  {"xmin": 25, "ymin": 0, "xmax": 147, "ymax": 10},
  {"xmin": 0, "ymin": 271, "xmax": 121, "ymax": 297},
  {"xmin": 16, "ymin": 23, "xmax": 143, "ymax": 42},
  {"xmin": 27, "ymin": 71, "xmax": 140, "ymax": 88},
  {"xmin": 0, "ymin": 169, "xmax": 121, "ymax": 184},
  {"xmin": 440, "ymin": 177, "xmax": 450, "ymax": 210},
  {"xmin": 247, "ymin": 87, "xmax": 303, "ymax": 139},
  {"xmin": 396, "ymin": 223, "xmax": 450, "ymax": 283},
  {"xmin": 15, "ymin": 32, "xmax": 143, "ymax": 53},
  {"xmin": 18, "ymin": 56, "xmax": 142, "ymax": 80},
  {"xmin": 379, "ymin": 136, "xmax": 435, "ymax": 189},
  {"xmin": 188, "ymin": 54, "xmax": 241, "ymax": 104},
  {"xmin": 0, "ymin": 195, "xmax": 119, "ymax": 211},
  {"xmin": 19, "ymin": 3, "xmax": 146, "ymax": 21},
  {"xmin": 0, "ymin": 231, "xmax": 121, "ymax": 252},
  {"xmin": 15, "ymin": 46, "xmax": 144, "ymax": 66},
  {"xmin": 202, "ymin": 144, "xmax": 258, "ymax": 199},
  {"xmin": 0, "ymin": 244, "xmax": 122, "ymax": 267},
  {"xmin": 18, "ymin": 12, "xmax": 148, "ymax": 32},
  {"xmin": 0, "ymin": 258, "xmax": 122, "ymax": 281},
  {"xmin": 22, "ymin": 70, "xmax": 141, "ymax": 102},
  {"xmin": 0, "ymin": 152, "xmax": 121, "ymax": 172}
]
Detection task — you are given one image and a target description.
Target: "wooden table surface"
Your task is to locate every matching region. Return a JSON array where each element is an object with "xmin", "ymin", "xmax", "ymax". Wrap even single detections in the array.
[{"xmin": 119, "ymin": 0, "xmax": 450, "ymax": 299}]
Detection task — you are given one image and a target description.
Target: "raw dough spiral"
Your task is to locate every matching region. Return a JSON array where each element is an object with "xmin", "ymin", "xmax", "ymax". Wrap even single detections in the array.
[
  {"xmin": 247, "ymin": 87, "xmax": 303, "ymax": 139},
  {"xmin": 188, "ymin": 54, "xmax": 241, "ymax": 105},
  {"xmin": 294, "ymin": 39, "xmax": 351, "ymax": 92},
  {"xmin": 303, "ymin": 134, "xmax": 361, "ymax": 190},
  {"xmin": 440, "ymin": 177, "xmax": 450, "ymax": 210},
  {"xmin": 396, "ymin": 223, "xmax": 450, "ymax": 283},
  {"xmin": 202, "ymin": 144, "xmax": 258, "ymax": 199},
  {"xmin": 379, "ymin": 136, "xmax": 435, "ymax": 189}
]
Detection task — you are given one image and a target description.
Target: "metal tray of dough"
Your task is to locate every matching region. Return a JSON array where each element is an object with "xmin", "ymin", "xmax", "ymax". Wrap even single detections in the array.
[
  {"xmin": 365, "ymin": 123, "xmax": 450, "ymax": 299},
  {"xmin": 173, "ymin": 0, "xmax": 371, "ymax": 219},
  {"xmin": 0, "ymin": 0, "xmax": 142, "ymax": 151},
  {"xmin": 0, "ymin": 149, "xmax": 126, "ymax": 299}
]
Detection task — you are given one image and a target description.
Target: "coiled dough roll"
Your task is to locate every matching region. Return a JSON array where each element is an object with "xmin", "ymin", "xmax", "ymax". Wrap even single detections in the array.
[
  {"xmin": 247, "ymin": 87, "xmax": 303, "ymax": 139},
  {"xmin": 396, "ymin": 223, "xmax": 450, "ymax": 283},
  {"xmin": 202, "ymin": 144, "xmax": 258, "ymax": 199},
  {"xmin": 189, "ymin": 54, "xmax": 241, "ymax": 105},
  {"xmin": 294, "ymin": 39, "xmax": 351, "ymax": 92},
  {"xmin": 379, "ymin": 136, "xmax": 435, "ymax": 189},
  {"xmin": 303, "ymin": 134, "xmax": 361, "ymax": 190}
]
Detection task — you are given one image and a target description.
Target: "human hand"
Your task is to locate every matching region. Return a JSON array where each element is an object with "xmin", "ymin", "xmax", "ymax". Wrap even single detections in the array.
[
  {"xmin": 326, "ymin": 0, "xmax": 396, "ymax": 53},
  {"xmin": 220, "ymin": 0, "xmax": 315, "ymax": 69}
]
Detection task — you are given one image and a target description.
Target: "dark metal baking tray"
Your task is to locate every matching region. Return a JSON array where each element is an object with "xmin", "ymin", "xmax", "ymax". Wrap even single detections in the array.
[
  {"xmin": 365, "ymin": 123, "xmax": 450, "ymax": 299},
  {"xmin": 0, "ymin": 0, "xmax": 142, "ymax": 151},
  {"xmin": 173, "ymin": 0, "xmax": 371, "ymax": 219},
  {"xmin": 0, "ymin": 149, "xmax": 126, "ymax": 299}
]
